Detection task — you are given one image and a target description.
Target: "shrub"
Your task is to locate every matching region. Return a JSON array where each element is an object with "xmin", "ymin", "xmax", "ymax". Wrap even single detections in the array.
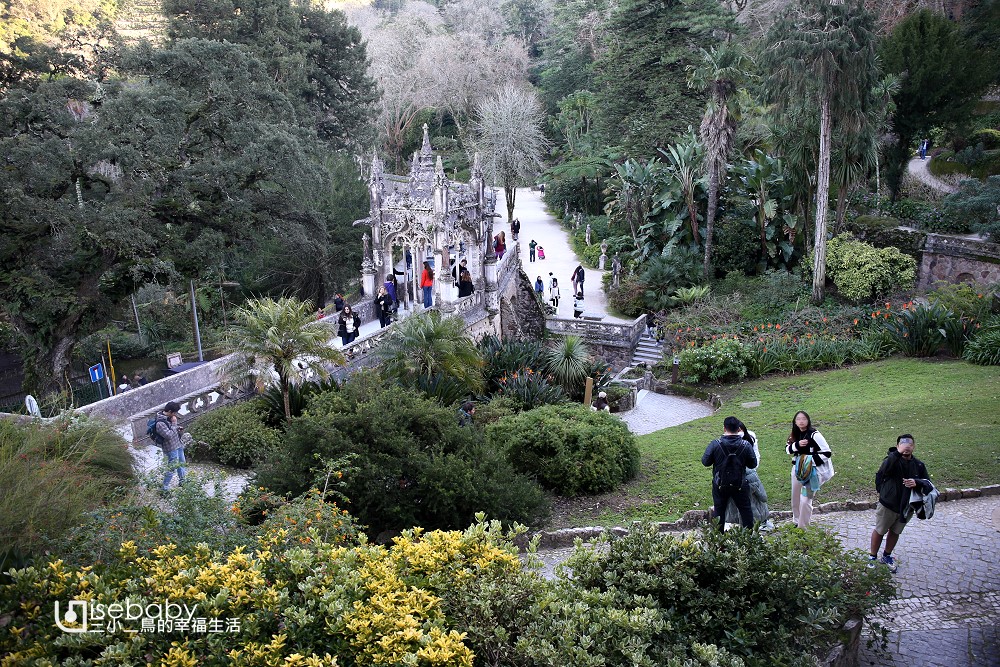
[
  {"xmin": 972, "ymin": 128, "xmax": 1000, "ymax": 149},
  {"xmin": 1, "ymin": 519, "xmax": 525, "ymax": 667},
  {"xmin": 472, "ymin": 395, "xmax": 521, "ymax": 425},
  {"xmin": 543, "ymin": 335, "xmax": 591, "ymax": 396},
  {"xmin": 825, "ymin": 234, "xmax": 916, "ymax": 302},
  {"xmin": 0, "ymin": 416, "xmax": 133, "ymax": 559},
  {"xmin": 479, "ymin": 335, "xmax": 545, "ymax": 392},
  {"xmin": 640, "ymin": 247, "xmax": 703, "ymax": 310},
  {"xmin": 489, "ymin": 403, "xmax": 639, "ymax": 496},
  {"xmin": 884, "ymin": 303, "xmax": 947, "ymax": 357},
  {"xmin": 75, "ymin": 327, "xmax": 153, "ymax": 363},
  {"xmin": 941, "ymin": 176, "xmax": 1000, "ymax": 240},
  {"xmin": 606, "ymin": 273, "xmax": 648, "ymax": 318},
  {"xmin": 964, "ymin": 317, "xmax": 1000, "ymax": 365},
  {"xmin": 186, "ymin": 400, "xmax": 281, "ymax": 467},
  {"xmin": 927, "ymin": 281, "xmax": 992, "ymax": 319},
  {"xmin": 256, "ymin": 373, "xmax": 548, "ymax": 533},
  {"xmin": 678, "ymin": 338, "xmax": 751, "ymax": 384},
  {"xmin": 535, "ymin": 523, "xmax": 894, "ymax": 667},
  {"xmin": 494, "ymin": 368, "xmax": 567, "ymax": 410}
]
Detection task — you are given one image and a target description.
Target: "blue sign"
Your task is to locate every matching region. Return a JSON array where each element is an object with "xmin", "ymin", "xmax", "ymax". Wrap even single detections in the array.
[{"xmin": 89, "ymin": 363, "xmax": 105, "ymax": 383}]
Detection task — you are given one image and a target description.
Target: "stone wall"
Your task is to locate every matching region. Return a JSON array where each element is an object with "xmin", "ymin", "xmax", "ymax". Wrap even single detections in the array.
[
  {"xmin": 545, "ymin": 315, "xmax": 646, "ymax": 370},
  {"xmin": 919, "ymin": 234, "xmax": 1000, "ymax": 289},
  {"xmin": 499, "ymin": 269, "xmax": 547, "ymax": 342}
]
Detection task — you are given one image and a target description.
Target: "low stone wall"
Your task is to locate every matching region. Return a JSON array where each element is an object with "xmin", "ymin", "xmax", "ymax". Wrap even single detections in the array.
[
  {"xmin": 78, "ymin": 355, "xmax": 231, "ymax": 424},
  {"xmin": 545, "ymin": 315, "xmax": 646, "ymax": 369},
  {"xmin": 919, "ymin": 234, "xmax": 1000, "ymax": 289}
]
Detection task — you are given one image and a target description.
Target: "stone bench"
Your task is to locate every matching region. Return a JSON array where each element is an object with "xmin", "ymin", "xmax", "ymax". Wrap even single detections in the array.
[{"xmin": 581, "ymin": 312, "xmax": 603, "ymax": 321}]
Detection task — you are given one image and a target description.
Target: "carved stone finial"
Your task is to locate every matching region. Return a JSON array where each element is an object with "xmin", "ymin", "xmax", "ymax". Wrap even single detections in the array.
[{"xmin": 421, "ymin": 123, "xmax": 431, "ymax": 155}]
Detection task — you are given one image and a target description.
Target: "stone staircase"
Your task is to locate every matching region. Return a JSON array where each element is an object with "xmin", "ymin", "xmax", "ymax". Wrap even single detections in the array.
[{"xmin": 629, "ymin": 332, "xmax": 663, "ymax": 367}]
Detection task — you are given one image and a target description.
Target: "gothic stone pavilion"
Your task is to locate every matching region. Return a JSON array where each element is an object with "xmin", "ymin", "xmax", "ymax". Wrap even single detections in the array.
[{"xmin": 355, "ymin": 124, "xmax": 499, "ymax": 311}]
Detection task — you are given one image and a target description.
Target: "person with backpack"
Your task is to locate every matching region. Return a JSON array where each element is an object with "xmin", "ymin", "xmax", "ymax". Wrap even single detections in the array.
[
  {"xmin": 869, "ymin": 434, "xmax": 933, "ymax": 574},
  {"xmin": 785, "ymin": 410, "xmax": 834, "ymax": 528},
  {"xmin": 571, "ymin": 264, "xmax": 585, "ymax": 298},
  {"xmin": 151, "ymin": 401, "xmax": 186, "ymax": 492},
  {"xmin": 724, "ymin": 420, "xmax": 772, "ymax": 529},
  {"xmin": 702, "ymin": 416, "xmax": 758, "ymax": 530}
]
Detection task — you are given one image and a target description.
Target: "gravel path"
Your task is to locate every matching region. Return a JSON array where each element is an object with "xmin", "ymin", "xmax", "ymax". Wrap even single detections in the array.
[{"xmin": 907, "ymin": 155, "xmax": 958, "ymax": 194}]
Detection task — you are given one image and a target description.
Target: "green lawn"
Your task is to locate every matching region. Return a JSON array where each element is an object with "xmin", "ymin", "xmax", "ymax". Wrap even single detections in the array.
[{"xmin": 575, "ymin": 358, "xmax": 1000, "ymax": 526}]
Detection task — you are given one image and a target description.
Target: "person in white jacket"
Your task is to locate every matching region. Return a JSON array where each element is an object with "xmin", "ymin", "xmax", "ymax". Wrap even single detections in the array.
[{"xmin": 785, "ymin": 410, "xmax": 834, "ymax": 528}]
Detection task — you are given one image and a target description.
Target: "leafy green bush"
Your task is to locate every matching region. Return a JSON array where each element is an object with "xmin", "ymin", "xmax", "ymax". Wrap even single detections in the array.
[
  {"xmin": 472, "ymin": 395, "xmax": 521, "ymax": 425},
  {"xmin": 964, "ymin": 318, "xmax": 1000, "ymax": 365},
  {"xmin": 259, "ymin": 377, "xmax": 341, "ymax": 425},
  {"xmin": 489, "ymin": 403, "xmax": 639, "ymax": 496},
  {"xmin": 0, "ymin": 416, "xmax": 134, "ymax": 559},
  {"xmin": 641, "ymin": 248, "xmax": 703, "ymax": 310},
  {"xmin": 825, "ymin": 234, "xmax": 917, "ymax": 302},
  {"xmin": 534, "ymin": 524, "xmax": 894, "ymax": 667},
  {"xmin": 712, "ymin": 270, "xmax": 809, "ymax": 322},
  {"xmin": 884, "ymin": 304, "xmax": 947, "ymax": 357},
  {"xmin": 187, "ymin": 400, "xmax": 281, "ymax": 467},
  {"xmin": 972, "ymin": 128, "xmax": 1000, "ymax": 149},
  {"xmin": 256, "ymin": 372, "xmax": 548, "ymax": 533},
  {"xmin": 494, "ymin": 367, "xmax": 567, "ymax": 410},
  {"xmin": 607, "ymin": 273, "xmax": 648, "ymax": 318},
  {"xmin": 927, "ymin": 281, "xmax": 992, "ymax": 319},
  {"xmin": 678, "ymin": 338, "xmax": 751, "ymax": 384}
]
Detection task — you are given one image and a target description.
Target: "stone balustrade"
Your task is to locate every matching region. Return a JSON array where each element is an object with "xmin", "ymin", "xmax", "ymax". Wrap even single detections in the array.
[
  {"xmin": 545, "ymin": 314, "xmax": 647, "ymax": 369},
  {"xmin": 129, "ymin": 382, "xmax": 254, "ymax": 445}
]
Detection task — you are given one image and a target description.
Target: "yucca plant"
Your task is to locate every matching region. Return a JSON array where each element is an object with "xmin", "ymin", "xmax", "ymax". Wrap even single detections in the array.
[
  {"xmin": 543, "ymin": 336, "xmax": 591, "ymax": 395},
  {"xmin": 674, "ymin": 285, "xmax": 712, "ymax": 305},
  {"xmin": 378, "ymin": 310, "xmax": 485, "ymax": 394}
]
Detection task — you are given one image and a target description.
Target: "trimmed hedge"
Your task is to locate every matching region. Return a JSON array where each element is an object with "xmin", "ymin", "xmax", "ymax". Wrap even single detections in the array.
[{"xmin": 489, "ymin": 403, "xmax": 639, "ymax": 496}]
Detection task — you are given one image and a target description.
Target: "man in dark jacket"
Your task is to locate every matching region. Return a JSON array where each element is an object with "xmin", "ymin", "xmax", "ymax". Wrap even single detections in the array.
[
  {"xmin": 702, "ymin": 416, "xmax": 758, "ymax": 530},
  {"xmin": 870, "ymin": 434, "xmax": 932, "ymax": 573}
]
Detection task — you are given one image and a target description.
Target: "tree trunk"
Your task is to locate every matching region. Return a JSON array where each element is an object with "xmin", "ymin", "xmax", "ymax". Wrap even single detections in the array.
[
  {"xmin": 835, "ymin": 183, "xmax": 848, "ymax": 233},
  {"xmin": 505, "ymin": 183, "xmax": 516, "ymax": 223},
  {"xmin": 812, "ymin": 94, "xmax": 833, "ymax": 305},
  {"xmin": 703, "ymin": 167, "xmax": 719, "ymax": 279},
  {"xmin": 280, "ymin": 378, "xmax": 292, "ymax": 422},
  {"xmin": 687, "ymin": 193, "xmax": 700, "ymax": 245}
]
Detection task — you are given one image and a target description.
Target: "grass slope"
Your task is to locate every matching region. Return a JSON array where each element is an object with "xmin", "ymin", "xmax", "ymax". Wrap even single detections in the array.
[{"xmin": 595, "ymin": 359, "xmax": 1000, "ymax": 525}]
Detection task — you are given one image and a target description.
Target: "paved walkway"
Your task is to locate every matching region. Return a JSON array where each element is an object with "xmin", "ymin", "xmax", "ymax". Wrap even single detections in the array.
[
  {"xmin": 507, "ymin": 188, "xmax": 626, "ymax": 322},
  {"xmin": 617, "ymin": 389, "xmax": 714, "ymax": 435},
  {"xmin": 907, "ymin": 155, "xmax": 958, "ymax": 194},
  {"xmin": 531, "ymin": 496, "xmax": 1000, "ymax": 667}
]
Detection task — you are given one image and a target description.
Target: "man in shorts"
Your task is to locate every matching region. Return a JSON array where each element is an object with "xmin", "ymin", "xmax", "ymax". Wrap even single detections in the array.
[{"xmin": 869, "ymin": 434, "xmax": 932, "ymax": 573}]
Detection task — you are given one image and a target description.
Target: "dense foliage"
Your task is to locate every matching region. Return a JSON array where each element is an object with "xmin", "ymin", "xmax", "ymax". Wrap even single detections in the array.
[
  {"xmin": 489, "ymin": 403, "xmax": 639, "ymax": 496},
  {"xmin": 255, "ymin": 372, "xmax": 548, "ymax": 534},
  {"xmin": 187, "ymin": 400, "xmax": 281, "ymax": 467}
]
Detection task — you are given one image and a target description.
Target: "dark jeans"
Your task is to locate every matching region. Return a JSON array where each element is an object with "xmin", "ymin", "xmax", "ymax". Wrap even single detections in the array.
[
  {"xmin": 712, "ymin": 484, "xmax": 753, "ymax": 530},
  {"xmin": 341, "ymin": 332, "xmax": 357, "ymax": 346},
  {"xmin": 378, "ymin": 313, "xmax": 391, "ymax": 327}
]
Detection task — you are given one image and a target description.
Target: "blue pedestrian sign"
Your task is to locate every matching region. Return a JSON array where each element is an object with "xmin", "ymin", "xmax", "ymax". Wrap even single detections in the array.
[{"xmin": 89, "ymin": 363, "xmax": 105, "ymax": 383}]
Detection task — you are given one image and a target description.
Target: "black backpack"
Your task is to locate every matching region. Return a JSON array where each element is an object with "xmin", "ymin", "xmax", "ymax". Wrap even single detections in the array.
[{"xmin": 713, "ymin": 439, "xmax": 747, "ymax": 492}]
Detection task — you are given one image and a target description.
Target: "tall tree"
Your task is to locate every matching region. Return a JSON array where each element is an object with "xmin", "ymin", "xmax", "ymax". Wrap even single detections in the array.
[
  {"xmin": 593, "ymin": 0, "xmax": 736, "ymax": 158},
  {"xmin": 223, "ymin": 297, "xmax": 345, "ymax": 421},
  {"xmin": 472, "ymin": 84, "xmax": 549, "ymax": 223},
  {"xmin": 761, "ymin": 0, "xmax": 881, "ymax": 304},
  {"xmin": 879, "ymin": 9, "xmax": 993, "ymax": 199},
  {"xmin": 687, "ymin": 42, "xmax": 752, "ymax": 277},
  {"xmin": 163, "ymin": 0, "xmax": 378, "ymax": 149},
  {"xmin": 0, "ymin": 40, "xmax": 347, "ymax": 395}
]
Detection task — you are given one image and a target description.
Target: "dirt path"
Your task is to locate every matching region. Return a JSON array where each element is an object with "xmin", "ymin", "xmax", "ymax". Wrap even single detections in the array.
[{"xmin": 907, "ymin": 155, "xmax": 958, "ymax": 194}]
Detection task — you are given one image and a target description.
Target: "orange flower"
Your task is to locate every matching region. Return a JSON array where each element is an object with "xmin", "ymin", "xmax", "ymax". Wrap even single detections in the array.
[
  {"xmin": 885, "ymin": 302, "xmax": 891, "ymax": 309},
  {"xmin": 775, "ymin": 324, "xmax": 781, "ymax": 330},
  {"xmin": 763, "ymin": 347, "xmax": 768, "ymax": 353},
  {"xmin": 804, "ymin": 321, "xmax": 809, "ymax": 325},
  {"xmin": 854, "ymin": 318, "xmax": 859, "ymax": 325}
]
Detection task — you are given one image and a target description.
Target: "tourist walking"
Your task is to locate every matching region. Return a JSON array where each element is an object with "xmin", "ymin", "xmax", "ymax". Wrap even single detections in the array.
[
  {"xmin": 548, "ymin": 274, "xmax": 560, "ymax": 308},
  {"xmin": 511, "ymin": 218, "xmax": 521, "ymax": 241},
  {"xmin": 869, "ymin": 434, "xmax": 936, "ymax": 573},
  {"xmin": 457, "ymin": 269, "xmax": 475, "ymax": 297},
  {"xmin": 702, "ymin": 416, "xmax": 758, "ymax": 530},
  {"xmin": 571, "ymin": 264, "xmax": 585, "ymax": 298},
  {"xmin": 529, "ymin": 239, "xmax": 537, "ymax": 262},
  {"xmin": 153, "ymin": 401, "xmax": 186, "ymax": 492},
  {"xmin": 493, "ymin": 231, "xmax": 506, "ymax": 260},
  {"xmin": 420, "ymin": 261, "xmax": 434, "ymax": 308},
  {"xmin": 785, "ymin": 410, "xmax": 834, "ymax": 528},
  {"xmin": 375, "ymin": 286, "xmax": 393, "ymax": 328},
  {"xmin": 724, "ymin": 420, "xmax": 771, "ymax": 529},
  {"xmin": 337, "ymin": 304, "xmax": 361, "ymax": 346}
]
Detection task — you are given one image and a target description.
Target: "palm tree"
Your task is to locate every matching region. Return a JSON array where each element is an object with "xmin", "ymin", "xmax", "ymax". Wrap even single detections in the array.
[
  {"xmin": 377, "ymin": 310, "xmax": 485, "ymax": 394},
  {"xmin": 605, "ymin": 158, "xmax": 662, "ymax": 244},
  {"xmin": 761, "ymin": 0, "xmax": 880, "ymax": 304},
  {"xmin": 688, "ymin": 43, "xmax": 752, "ymax": 278},
  {"xmin": 224, "ymin": 297, "xmax": 345, "ymax": 422}
]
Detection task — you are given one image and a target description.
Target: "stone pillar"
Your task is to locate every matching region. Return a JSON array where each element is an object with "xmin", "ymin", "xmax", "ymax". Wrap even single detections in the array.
[{"xmin": 362, "ymin": 259, "xmax": 375, "ymax": 299}]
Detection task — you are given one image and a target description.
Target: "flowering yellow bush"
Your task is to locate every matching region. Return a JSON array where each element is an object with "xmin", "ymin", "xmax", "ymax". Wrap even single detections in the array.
[{"xmin": 0, "ymin": 519, "xmax": 524, "ymax": 666}]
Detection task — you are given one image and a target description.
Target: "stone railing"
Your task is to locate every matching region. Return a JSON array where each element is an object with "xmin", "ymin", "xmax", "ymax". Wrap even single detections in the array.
[
  {"xmin": 497, "ymin": 243, "xmax": 521, "ymax": 292},
  {"xmin": 129, "ymin": 382, "xmax": 253, "ymax": 445},
  {"xmin": 919, "ymin": 233, "xmax": 1000, "ymax": 289},
  {"xmin": 545, "ymin": 314, "xmax": 646, "ymax": 369}
]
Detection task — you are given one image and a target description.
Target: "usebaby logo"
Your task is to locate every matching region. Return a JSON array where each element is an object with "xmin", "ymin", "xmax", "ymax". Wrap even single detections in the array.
[{"xmin": 54, "ymin": 599, "xmax": 200, "ymax": 634}]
